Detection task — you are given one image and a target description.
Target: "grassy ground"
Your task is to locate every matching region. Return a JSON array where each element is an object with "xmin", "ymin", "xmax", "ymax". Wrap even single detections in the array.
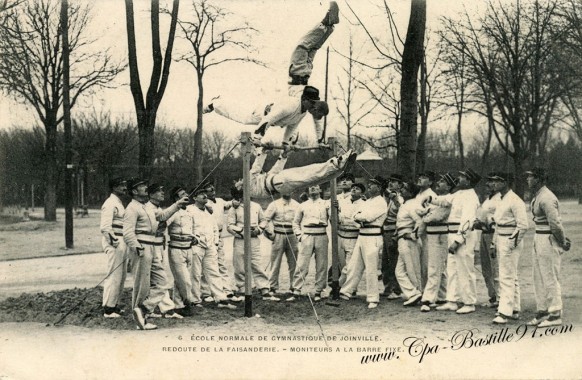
[{"xmin": 0, "ymin": 208, "xmax": 101, "ymax": 261}]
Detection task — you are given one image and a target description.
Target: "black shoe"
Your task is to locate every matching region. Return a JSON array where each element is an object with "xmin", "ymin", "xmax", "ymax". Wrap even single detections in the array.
[
  {"xmin": 322, "ymin": 1, "xmax": 340, "ymax": 25},
  {"xmin": 254, "ymin": 123, "xmax": 267, "ymax": 137}
]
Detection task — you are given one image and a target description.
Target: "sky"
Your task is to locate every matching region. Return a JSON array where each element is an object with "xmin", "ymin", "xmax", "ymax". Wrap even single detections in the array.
[{"xmin": 0, "ymin": 0, "xmax": 487, "ymax": 144}]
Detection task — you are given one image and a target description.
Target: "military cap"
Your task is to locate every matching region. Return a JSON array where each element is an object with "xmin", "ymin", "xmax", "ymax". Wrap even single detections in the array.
[
  {"xmin": 418, "ymin": 170, "xmax": 437, "ymax": 182},
  {"xmin": 128, "ymin": 178, "xmax": 147, "ymax": 190},
  {"xmin": 302, "ymin": 85, "xmax": 320, "ymax": 101},
  {"xmin": 368, "ymin": 176, "xmax": 386, "ymax": 188},
  {"xmin": 458, "ymin": 168, "xmax": 482, "ymax": 186},
  {"xmin": 338, "ymin": 172, "xmax": 355, "ymax": 182},
  {"xmin": 170, "ymin": 186, "xmax": 185, "ymax": 199},
  {"xmin": 351, "ymin": 182, "xmax": 366, "ymax": 193},
  {"xmin": 525, "ymin": 167, "xmax": 548, "ymax": 180},
  {"xmin": 147, "ymin": 183, "xmax": 164, "ymax": 195},
  {"xmin": 438, "ymin": 172, "xmax": 457, "ymax": 188},
  {"xmin": 108, "ymin": 177, "xmax": 126, "ymax": 190},
  {"xmin": 387, "ymin": 173, "xmax": 405, "ymax": 183}
]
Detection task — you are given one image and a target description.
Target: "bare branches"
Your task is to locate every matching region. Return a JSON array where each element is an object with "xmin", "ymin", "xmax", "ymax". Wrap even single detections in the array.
[
  {"xmin": 175, "ymin": 0, "xmax": 263, "ymax": 75},
  {"xmin": 0, "ymin": 0, "xmax": 123, "ymax": 129}
]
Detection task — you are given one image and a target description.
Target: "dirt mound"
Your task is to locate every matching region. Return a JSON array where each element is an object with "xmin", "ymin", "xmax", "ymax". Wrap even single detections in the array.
[{"xmin": 0, "ymin": 286, "xmax": 506, "ymax": 332}]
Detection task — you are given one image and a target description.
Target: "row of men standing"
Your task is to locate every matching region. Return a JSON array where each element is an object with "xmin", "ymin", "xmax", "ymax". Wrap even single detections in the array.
[
  {"xmin": 100, "ymin": 179, "xmax": 265, "ymax": 330},
  {"xmin": 100, "ymin": 166, "xmax": 569, "ymax": 330}
]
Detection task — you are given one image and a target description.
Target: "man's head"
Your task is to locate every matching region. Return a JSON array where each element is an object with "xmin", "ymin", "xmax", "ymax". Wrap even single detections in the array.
[
  {"xmin": 308, "ymin": 185, "xmax": 321, "ymax": 199},
  {"xmin": 400, "ymin": 181, "xmax": 420, "ymax": 201},
  {"xmin": 525, "ymin": 167, "xmax": 547, "ymax": 190},
  {"xmin": 387, "ymin": 173, "xmax": 405, "ymax": 193},
  {"xmin": 305, "ymin": 100, "xmax": 329, "ymax": 120},
  {"xmin": 416, "ymin": 171, "xmax": 436, "ymax": 190},
  {"xmin": 338, "ymin": 173, "xmax": 355, "ymax": 192},
  {"xmin": 367, "ymin": 176, "xmax": 385, "ymax": 197},
  {"xmin": 457, "ymin": 168, "xmax": 481, "ymax": 189},
  {"xmin": 128, "ymin": 178, "xmax": 148, "ymax": 199},
  {"xmin": 203, "ymin": 182, "xmax": 216, "ymax": 201},
  {"xmin": 435, "ymin": 173, "xmax": 456, "ymax": 195},
  {"xmin": 109, "ymin": 177, "xmax": 127, "ymax": 197},
  {"xmin": 192, "ymin": 186, "xmax": 209, "ymax": 206},
  {"xmin": 147, "ymin": 183, "xmax": 165, "ymax": 204},
  {"xmin": 487, "ymin": 172, "xmax": 512, "ymax": 194},
  {"xmin": 171, "ymin": 186, "xmax": 189, "ymax": 208},
  {"xmin": 350, "ymin": 183, "xmax": 365, "ymax": 201}
]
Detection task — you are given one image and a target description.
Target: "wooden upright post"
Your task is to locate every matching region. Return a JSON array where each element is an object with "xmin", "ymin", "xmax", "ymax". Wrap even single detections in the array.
[
  {"xmin": 242, "ymin": 132, "xmax": 253, "ymax": 317},
  {"xmin": 328, "ymin": 137, "xmax": 340, "ymax": 299}
]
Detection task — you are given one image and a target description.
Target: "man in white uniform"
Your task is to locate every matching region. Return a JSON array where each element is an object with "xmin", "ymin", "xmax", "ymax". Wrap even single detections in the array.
[
  {"xmin": 187, "ymin": 187, "xmax": 238, "ymax": 310},
  {"xmin": 264, "ymin": 192, "xmax": 300, "ymax": 295},
  {"xmin": 489, "ymin": 173, "xmax": 528, "ymax": 324},
  {"xmin": 227, "ymin": 187, "xmax": 280, "ymax": 301},
  {"xmin": 287, "ymin": 184, "xmax": 330, "ymax": 301},
  {"xmin": 100, "ymin": 177, "xmax": 128, "ymax": 318},
  {"xmin": 200, "ymin": 182, "xmax": 240, "ymax": 302},
  {"xmin": 525, "ymin": 168, "xmax": 571, "ymax": 327},
  {"xmin": 124, "ymin": 180, "xmax": 189, "ymax": 330},
  {"xmin": 340, "ymin": 178, "xmax": 388, "ymax": 309},
  {"xmin": 415, "ymin": 171, "xmax": 437, "ymax": 291},
  {"xmin": 428, "ymin": 169, "xmax": 482, "ymax": 315},
  {"xmin": 336, "ymin": 182, "xmax": 365, "ymax": 286}
]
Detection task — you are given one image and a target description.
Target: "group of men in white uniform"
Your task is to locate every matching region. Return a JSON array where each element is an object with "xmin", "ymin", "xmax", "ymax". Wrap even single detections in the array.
[{"xmin": 100, "ymin": 165, "xmax": 570, "ymax": 330}]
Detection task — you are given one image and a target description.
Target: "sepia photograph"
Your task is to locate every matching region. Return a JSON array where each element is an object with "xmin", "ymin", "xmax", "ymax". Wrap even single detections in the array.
[{"xmin": 1, "ymin": 0, "xmax": 581, "ymax": 378}]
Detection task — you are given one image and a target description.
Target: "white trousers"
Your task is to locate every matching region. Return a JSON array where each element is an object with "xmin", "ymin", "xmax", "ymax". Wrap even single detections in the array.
[
  {"xmin": 191, "ymin": 245, "xmax": 228, "ymax": 303},
  {"xmin": 102, "ymin": 242, "xmax": 128, "ymax": 308},
  {"xmin": 292, "ymin": 234, "xmax": 329, "ymax": 294},
  {"xmin": 168, "ymin": 247, "xmax": 194, "ymax": 308},
  {"xmin": 421, "ymin": 233, "xmax": 448, "ymax": 303},
  {"xmin": 496, "ymin": 235, "xmax": 522, "ymax": 316},
  {"xmin": 341, "ymin": 236, "xmax": 383, "ymax": 303},
  {"xmin": 444, "ymin": 232, "xmax": 478, "ymax": 305},
  {"xmin": 233, "ymin": 237, "xmax": 271, "ymax": 293},
  {"xmin": 395, "ymin": 238, "xmax": 422, "ymax": 300},
  {"xmin": 269, "ymin": 232, "xmax": 298, "ymax": 292},
  {"xmin": 337, "ymin": 237, "xmax": 357, "ymax": 287},
  {"xmin": 533, "ymin": 234, "xmax": 563, "ymax": 314}
]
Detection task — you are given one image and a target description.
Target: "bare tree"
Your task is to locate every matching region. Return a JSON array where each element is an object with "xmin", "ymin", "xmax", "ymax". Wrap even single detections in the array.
[
  {"xmin": 332, "ymin": 30, "xmax": 376, "ymax": 149},
  {"xmin": 398, "ymin": 0, "xmax": 426, "ymax": 178},
  {"xmin": 416, "ymin": 35, "xmax": 443, "ymax": 173},
  {"xmin": 556, "ymin": 0, "xmax": 582, "ymax": 140},
  {"xmin": 346, "ymin": 0, "xmax": 426, "ymax": 177},
  {"xmin": 125, "ymin": 0, "xmax": 179, "ymax": 178},
  {"xmin": 0, "ymin": 0, "xmax": 123, "ymax": 221},
  {"xmin": 175, "ymin": 0, "xmax": 261, "ymax": 182},
  {"xmin": 440, "ymin": 0, "xmax": 573, "ymax": 195}
]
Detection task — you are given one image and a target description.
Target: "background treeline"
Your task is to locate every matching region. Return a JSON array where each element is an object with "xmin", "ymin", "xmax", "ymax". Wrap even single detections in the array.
[{"xmin": 2, "ymin": 112, "xmax": 580, "ymax": 209}]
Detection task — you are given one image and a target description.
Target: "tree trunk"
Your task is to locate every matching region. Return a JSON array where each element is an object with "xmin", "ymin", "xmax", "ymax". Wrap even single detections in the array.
[
  {"xmin": 456, "ymin": 109, "xmax": 465, "ymax": 168},
  {"xmin": 194, "ymin": 73, "xmax": 204, "ymax": 183},
  {"xmin": 416, "ymin": 57, "xmax": 427, "ymax": 174},
  {"xmin": 44, "ymin": 121, "xmax": 58, "ymax": 221},
  {"xmin": 397, "ymin": 0, "xmax": 426, "ymax": 179},
  {"xmin": 138, "ymin": 110, "xmax": 156, "ymax": 178}
]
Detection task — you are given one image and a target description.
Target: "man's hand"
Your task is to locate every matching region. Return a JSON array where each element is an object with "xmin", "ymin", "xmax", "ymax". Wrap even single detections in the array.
[
  {"xmin": 331, "ymin": 199, "xmax": 339, "ymax": 209},
  {"xmin": 296, "ymin": 233, "xmax": 302, "ymax": 242},
  {"xmin": 448, "ymin": 241, "xmax": 461, "ymax": 255},
  {"xmin": 562, "ymin": 237, "xmax": 571, "ymax": 252},
  {"xmin": 135, "ymin": 246, "xmax": 144, "ymax": 257},
  {"xmin": 176, "ymin": 196, "xmax": 190, "ymax": 208},
  {"xmin": 421, "ymin": 195, "xmax": 432, "ymax": 208}
]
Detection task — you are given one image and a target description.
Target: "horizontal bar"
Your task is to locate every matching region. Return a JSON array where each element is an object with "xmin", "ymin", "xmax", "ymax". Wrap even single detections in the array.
[{"xmin": 253, "ymin": 143, "xmax": 331, "ymax": 151}]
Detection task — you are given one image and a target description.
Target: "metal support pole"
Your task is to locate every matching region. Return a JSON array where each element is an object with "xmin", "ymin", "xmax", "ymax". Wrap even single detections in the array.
[
  {"xmin": 329, "ymin": 137, "xmax": 340, "ymax": 299},
  {"xmin": 61, "ymin": 0, "xmax": 74, "ymax": 249},
  {"xmin": 242, "ymin": 132, "xmax": 253, "ymax": 317}
]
